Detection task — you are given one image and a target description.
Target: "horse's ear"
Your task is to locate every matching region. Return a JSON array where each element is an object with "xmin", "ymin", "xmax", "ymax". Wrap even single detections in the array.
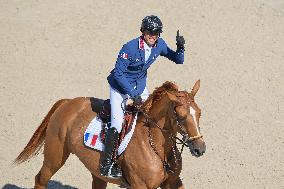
[{"xmin": 191, "ymin": 80, "xmax": 200, "ymax": 97}]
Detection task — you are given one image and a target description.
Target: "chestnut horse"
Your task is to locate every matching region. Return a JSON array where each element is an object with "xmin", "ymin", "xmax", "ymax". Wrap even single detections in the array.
[{"xmin": 14, "ymin": 80, "xmax": 205, "ymax": 189}]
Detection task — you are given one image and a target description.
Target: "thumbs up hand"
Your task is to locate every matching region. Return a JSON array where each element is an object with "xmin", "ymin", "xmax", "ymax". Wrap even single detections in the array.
[{"xmin": 176, "ymin": 30, "xmax": 185, "ymax": 51}]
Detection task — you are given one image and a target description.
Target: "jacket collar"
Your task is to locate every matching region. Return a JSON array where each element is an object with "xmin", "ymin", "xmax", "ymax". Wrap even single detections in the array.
[{"xmin": 139, "ymin": 36, "xmax": 144, "ymax": 50}]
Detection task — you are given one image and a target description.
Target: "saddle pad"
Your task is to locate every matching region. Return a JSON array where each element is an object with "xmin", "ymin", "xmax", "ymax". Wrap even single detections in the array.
[{"xmin": 84, "ymin": 115, "xmax": 137, "ymax": 155}]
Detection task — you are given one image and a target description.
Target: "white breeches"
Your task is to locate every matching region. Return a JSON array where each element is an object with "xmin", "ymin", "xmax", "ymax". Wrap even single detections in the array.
[{"xmin": 110, "ymin": 86, "xmax": 150, "ymax": 133}]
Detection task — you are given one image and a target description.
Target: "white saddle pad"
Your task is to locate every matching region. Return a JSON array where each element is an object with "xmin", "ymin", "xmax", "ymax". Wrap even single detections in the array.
[{"xmin": 84, "ymin": 115, "xmax": 137, "ymax": 155}]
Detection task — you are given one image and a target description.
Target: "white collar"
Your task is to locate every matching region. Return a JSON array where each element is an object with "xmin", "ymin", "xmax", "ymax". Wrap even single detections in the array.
[{"xmin": 144, "ymin": 40, "xmax": 152, "ymax": 51}]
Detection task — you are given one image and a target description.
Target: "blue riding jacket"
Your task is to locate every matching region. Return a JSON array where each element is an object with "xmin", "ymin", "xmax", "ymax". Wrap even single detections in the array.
[{"xmin": 107, "ymin": 36, "xmax": 184, "ymax": 97}]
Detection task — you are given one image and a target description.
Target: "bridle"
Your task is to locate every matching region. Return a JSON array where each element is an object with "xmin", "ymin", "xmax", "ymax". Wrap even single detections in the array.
[
  {"xmin": 140, "ymin": 109, "xmax": 202, "ymax": 145},
  {"xmin": 137, "ymin": 92, "xmax": 203, "ymax": 173},
  {"xmin": 172, "ymin": 91, "xmax": 203, "ymax": 142},
  {"xmin": 175, "ymin": 114, "xmax": 203, "ymax": 143}
]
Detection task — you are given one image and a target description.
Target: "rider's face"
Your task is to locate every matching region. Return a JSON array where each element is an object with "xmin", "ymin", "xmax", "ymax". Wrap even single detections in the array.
[{"xmin": 143, "ymin": 31, "xmax": 159, "ymax": 47}]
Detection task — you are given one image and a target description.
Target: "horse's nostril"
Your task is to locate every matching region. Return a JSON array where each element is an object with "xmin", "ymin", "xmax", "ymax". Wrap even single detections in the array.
[{"xmin": 194, "ymin": 149, "xmax": 201, "ymax": 156}]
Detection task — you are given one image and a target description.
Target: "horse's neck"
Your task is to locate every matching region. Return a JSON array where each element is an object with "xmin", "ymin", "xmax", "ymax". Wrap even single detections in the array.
[
  {"xmin": 146, "ymin": 97, "xmax": 177, "ymax": 157},
  {"xmin": 149, "ymin": 116, "xmax": 177, "ymax": 155}
]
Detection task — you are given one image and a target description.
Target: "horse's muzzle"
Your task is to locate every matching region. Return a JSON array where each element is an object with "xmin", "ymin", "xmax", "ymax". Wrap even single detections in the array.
[{"xmin": 189, "ymin": 140, "xmax": 206, "ymax": 157}]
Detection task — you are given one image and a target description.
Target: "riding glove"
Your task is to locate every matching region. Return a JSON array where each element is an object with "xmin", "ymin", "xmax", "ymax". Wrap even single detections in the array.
[
  {"xmin": 176, "ymin": 30, "xmax": 185, "ymax": 51},
  {"xmin": 132, "ymin": 95, "xmax": 142, "ymax": 106}
]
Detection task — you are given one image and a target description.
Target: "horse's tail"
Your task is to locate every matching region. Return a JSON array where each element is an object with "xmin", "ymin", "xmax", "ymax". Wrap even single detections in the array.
[{"xmin": 14, "ymin": 99, "xmax": 69, "ymax": 164}]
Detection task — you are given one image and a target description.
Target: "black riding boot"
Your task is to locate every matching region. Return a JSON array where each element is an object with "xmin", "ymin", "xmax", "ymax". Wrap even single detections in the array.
[{"xmin": 100, "ymin": 127, "xmax": 122, "ymax": 178}]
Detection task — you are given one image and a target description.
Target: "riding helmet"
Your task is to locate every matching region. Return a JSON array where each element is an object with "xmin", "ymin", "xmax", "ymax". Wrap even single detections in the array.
[{"xmin": 140, "ymin": 15, "xmax": 163, "ymax": 34}]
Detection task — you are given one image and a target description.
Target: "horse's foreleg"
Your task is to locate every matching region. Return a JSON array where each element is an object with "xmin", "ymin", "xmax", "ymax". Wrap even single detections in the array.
[
  {"xmin": 160, "ymin": 176, "xmax": 185, "ymax": 189},
  {"xmin": 34, "ymin": 131, "xmax": 70, "ymax": 189},
  {"xmin": 91, "ymin": 174, "xmax": 107, "ymax": 189}
]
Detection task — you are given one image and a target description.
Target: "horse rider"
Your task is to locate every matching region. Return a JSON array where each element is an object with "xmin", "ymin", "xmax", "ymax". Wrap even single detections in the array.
[{"xmin": 101, "ymin": 15, "xmax": 186, "ymax": 178}]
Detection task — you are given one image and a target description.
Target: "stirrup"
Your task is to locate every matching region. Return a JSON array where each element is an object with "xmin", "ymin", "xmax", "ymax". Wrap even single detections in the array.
[{"xmin": 110, "ymin": 162, "xmax": 122, "ymax": 177}]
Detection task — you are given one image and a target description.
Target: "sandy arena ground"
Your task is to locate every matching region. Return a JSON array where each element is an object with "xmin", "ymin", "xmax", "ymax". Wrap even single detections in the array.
[{"xmin": 0, "ymin": 0, "xmax": 283, "ymax": 188}]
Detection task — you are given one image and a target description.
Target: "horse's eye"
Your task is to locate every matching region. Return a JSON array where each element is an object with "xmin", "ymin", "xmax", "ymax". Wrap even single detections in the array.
[{"xmin": 177, "ymin": 115, "xmax": 187, "ymax": 124}]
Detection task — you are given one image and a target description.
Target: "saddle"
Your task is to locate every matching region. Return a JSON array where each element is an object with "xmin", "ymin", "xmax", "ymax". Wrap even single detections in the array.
[{"xmin": 98, "ymin": 99, "xmax": 137, "ymax": 147}]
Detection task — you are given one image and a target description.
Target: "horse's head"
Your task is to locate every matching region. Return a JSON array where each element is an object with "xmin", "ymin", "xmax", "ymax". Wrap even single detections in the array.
[
  {"xmin": 167, "ymin": 80, "xmax": 206, "ymax": 157},
  {"xmin": 141, "ymin": 80, "xmax": 206, "ymax": 157}
]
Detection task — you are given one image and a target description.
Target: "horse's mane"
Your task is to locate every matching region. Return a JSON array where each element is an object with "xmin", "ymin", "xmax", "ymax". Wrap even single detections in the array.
[{"xmin": 141, "ymin": 81, "xmax": 178, "ymax": 113}]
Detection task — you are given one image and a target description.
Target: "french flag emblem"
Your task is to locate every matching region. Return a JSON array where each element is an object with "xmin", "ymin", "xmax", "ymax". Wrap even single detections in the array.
[
  {"xmin": 122, "ymin": 53, "xmax": 128, "ymax": 59},
  {"xmin": 85, "ymin": 133, "xmax": 98, "ymax": 146}
]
